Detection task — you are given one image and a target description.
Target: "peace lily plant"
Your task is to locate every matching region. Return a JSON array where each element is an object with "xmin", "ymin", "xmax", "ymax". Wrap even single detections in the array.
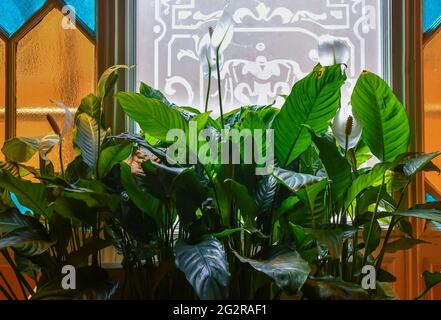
[{"xmin": 0, "ymin": 20, "xmax": 441, "ymax": 300}]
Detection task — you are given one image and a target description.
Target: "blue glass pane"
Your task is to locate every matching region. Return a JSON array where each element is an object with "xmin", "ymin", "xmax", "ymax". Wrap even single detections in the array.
[
  {"xmin": 424, "ymin": 0, "xmax": 441, "ymax": 33},
  {"xmin": 426, "ymin": 192, "xmax": 438, "ymax": 203},
  {"xmin": 0, "ymin": 0, "xmax": 46, "ymax": 37},
  {"xmin": 64, "ymin": 0, "xmax": 95, "ymax": 33}
]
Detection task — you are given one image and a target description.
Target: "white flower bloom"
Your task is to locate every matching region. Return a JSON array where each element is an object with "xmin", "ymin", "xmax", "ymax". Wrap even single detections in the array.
[
  {"xmin": 211, "ymin": 11, "xmax": 234, "ymax": 53},
  {"xmin": 332, "ymin": 102, "xmax": 362, "ymax": 150},
  {"xmin": 318, "ymin": 35, "xmax": 350, "ymax": 67},
  {"xmin": 198, "ymin": 34, "xmax": 216, "ymax": 77}
]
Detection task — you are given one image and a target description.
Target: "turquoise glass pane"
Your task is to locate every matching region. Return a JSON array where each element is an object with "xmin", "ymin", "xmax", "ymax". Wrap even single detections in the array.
[
  {"xmin": 426, "ymin": 192, "xmax": 438, "ymax": 203},
  {"xmin": 0, "ymin": 0, "xmax": 46, "ymax": 37},
  {"xmin": 64, "ymin": 0, "xmax": 95, "ymax": 33},
  {"xmin": 424, "ymin": 0, "xmax": 441, "ymax": 33}
]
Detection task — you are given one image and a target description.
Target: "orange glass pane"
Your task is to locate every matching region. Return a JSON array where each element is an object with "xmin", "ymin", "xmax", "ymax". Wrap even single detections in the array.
[
  {"xmin": 0, "ymin": 39, "xmax": 5, "ymax": 149},
  {"xmin": 424, "ymin": 31, "xmax": 441, "ymax": 193},
  {"xmin": 16, "ymin": 9, "xmax": 95, "ymax": 168}
]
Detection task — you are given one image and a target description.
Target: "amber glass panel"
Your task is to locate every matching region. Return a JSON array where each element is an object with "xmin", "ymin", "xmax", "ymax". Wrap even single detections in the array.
[
  {"xmin": 424, "ymin": 32, "xmax": 441, "ymax": 193},
  {"xmin": 0, "ymin": 39, "xmax": 5, "ymax": 149},
  {"xmin": 16, "ymin": 9, "xmax": 95, "ymax": 167}
]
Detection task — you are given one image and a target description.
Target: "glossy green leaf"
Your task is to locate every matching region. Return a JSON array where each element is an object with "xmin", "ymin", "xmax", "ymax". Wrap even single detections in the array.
[
  {"xmin": 75, "ymin": 113, "xmax": 106, "ymax": 169},
  {"xmin": 351, "ymin": 71, "xmax": 410, "ymax": 162},
  {"xmin": 385, "ymin": 238, "xmax": 428, "ymax": 253},
  {"xmin": 2, "ymin": 137, "xmax": 40, "ymax": 163},
  {"xmin": 306, "ymin": 225, "xmax": 357, "ymax": 259},
  {"xmin": 309, "ymin": 132, "xmax": 352, "ymax": 200},
  {"xmin": 139, "ymin": 82, "xmax": 174, "ymax": 107},
  {"xmin": 116, "ymin": 92, "xmax": 188, "ymax": 141},
  {"xmin": 0, "ymin": 230, "xmax": 53, "ymax": 256},
  {"xmin": 98, "ymin": 65, "xmax": 130, "ymax": 99},
  {"xmin": 98, "ymin": 142, "xmax": 133, "ymax": 178},
  {"xmin": 272, "ymin": 167, "xmax": 326, "ymax": 192},
  {"xmin": 402, "ymin": 151, "xmax": 441, "ymax": 177},
  {"xmin": 174, "ymin": 237, "xmax": 230, "ymax": 300},
  {"xmin": 363, "ymin": 220, "xmax": 381, "ymax": 255},
  {"xmin": 273, "ymin": 64, "xmax": 346, "ymax": 167},
  {"xmin": 225, "ymin": 179, "xmax": 258, "ymax": 224},
  {"xmin": 234, "ymin": 249, "xmax": 310, "ymax": 294}
]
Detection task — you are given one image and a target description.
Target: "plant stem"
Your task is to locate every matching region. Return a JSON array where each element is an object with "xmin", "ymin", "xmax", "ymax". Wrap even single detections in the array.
[
  {"xmin": 205, "ymin": 62, "xmax": 212, "ymax": 113},
  {"xmin": 375, "ymin": 182, "xmax": 410, "ymax": 271},
  {"xmin": 59, "ymin": 135, "xmax": 65, "ymax": 178},
  {"xmin": 215, "ymin": 48, "xmax": 225, "ymax": 129},
  {"xmin": 96, "ymin": 100, "xmax": 104, "ymax": 178},
  {"xmin": 361, "ymin": 174, "xmax": 385, "ymax": 269}
]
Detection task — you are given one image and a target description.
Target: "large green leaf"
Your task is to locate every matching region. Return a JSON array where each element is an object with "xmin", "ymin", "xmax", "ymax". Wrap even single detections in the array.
[
  {"xmin": 0, "ymin": 208, "xmax": 38, "ymax": 233},
  {"xmin": 234, "ymin": 249, "xmax": 310, "ymax": 294},
  {"xmin": 344, "ymin": 163, "xmax": 390, "ymax": 210},
  {"xmin": 139, "ymin": 82, "xmax": 175, "ymax": 107},
  {"xmin": 2, "ymin": 137, "xmax": 40, "ymax": 163},
  {"xmin": 416, "ymin": 271, "xmax": 441, "ymax": 300},
  {"xmin": 351, "ymin": 71, "xmax": 410, "ymax": 162},
  {"xmin": 272, "ymin": 167, "xmax": 326, "ymax": 192},
  {"xmin": 306, "ymin": 225, "xmax": 357, "ymax": 259},
  {"xmin": 402, "ymin": 152, "xmax": 441, "ymax": 177},
  {"xmin": 116, "ymin": 92, "xmax": 188, "ymax": 141},
  {"xmin": 76, "ymin": 94, "xmax": 100, "ymax": 120},
  {"xmin": 97, "ymin": 65, "xmax": 130, "ymax": 99},
  {"xmin": 309, "ymin": 132, "xmax": 352, "ymax": 200},
  {"xmin": 384, "ymin": 238, "xmax": 428, "ymax": 253},
  {"xmin": 98, "ymin": 142, "xmax": 133, "ymax": 178},
  {"xmin": 75, "ymin": 113, "xmax": 106, "ymax": 169},
  {"xmin": 225, "ymin": 179, "xmax": 258, "ymax": 225},
  {"xmin": 174, "ymin": 237, "xmax": 230, "ymax": 300},
  {"xmin": 0, "ymin": 230, "xmax": 53, "ymax": 256},
  {"xmin": 0, "ymin": 170, "xmax": 48, "ymax": 215},
  {"xmin": 273, "ymin": 64, "xmax": 346, "ymax": 167},
  {"xmin": 390, "ymin": 208, "xmax": 441, "ymax": 224}
]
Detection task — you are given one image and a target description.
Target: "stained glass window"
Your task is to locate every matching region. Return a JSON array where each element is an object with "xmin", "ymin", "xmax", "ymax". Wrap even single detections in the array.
[
  {"xmin": 0, "ymin": 0, "xmax": 96, "ymax": 167},
  {"xmin": 137, "ymin": 0, "xmax": 386, "ymax": 115},
  {"xmin": 424, "ymin": 0, "xmax": 441, "ymax": 34}
]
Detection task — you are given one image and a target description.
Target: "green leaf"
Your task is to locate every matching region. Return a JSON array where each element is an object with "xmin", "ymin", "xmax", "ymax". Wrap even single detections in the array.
[
  {"xmin": 309, "ymin": 132, "xmax": 352, "ymax": 200},
  {"xmin": 234, "ymin": 249, "xmax": 310, "ymax": 294},
  {"xmin": 116, "ymin": 92, "xmax": 188, "ymax": 141},
  {"xmin": 302, "ymin": 277, "xmax": 369, "ymax": 300},
  {"xmin": 0, "ymin": 170, "xmax": 48, "ymax": 215},
  {"xmin": 0, "ymin": 230, "xmax": 53, "ymax": 256},
  {"xmin": 139, "ymin": 82, "xmax": 174, "ymax": 107},
  {"xmin": 402, "ymin": 152, "xmax": 441, "ymax": 177},
  {"xmin": 31, "ymin": 266, "xmax": 118, "ymax": 300},
  {"xmin": 417, "ymin": 271, "xmax": 441, "ymax": 300},
  {"xmin": 66, "ymin": 239, "xmax": 112, "ymax": 266},
  {"xmin": 363, "ymin": 220, "xmax": 381, "ymax": 255},
  {"xmin": 50, "ymin": 197, "xmax": 98, "ymax": 226},
  {"xmin": 98, "ymin": 142, "xmax": 133, "ymax": 178},
  {"xmin": 272, "ymin": 167, "xmax": 326, "ymax": 192},
  {"xmin": 76, "ymin": 94, "xmax": 100, "ymax": 120},
  {"xmin": 255, "ymin": 175, "xmax": 277, "ymax": 215},
  {"xmin": 75, "ymin": 113, "xmax": 106, "ymax": 169},
  {"xmin": 273, "ymin": 64, "xmax": 346, "ymax": 167},
  {"xmin": 120, "ymin": 162, "xmax": 161, "ymax": 224},
  {"xmin": 344, "ymin": 163, "xmax": 390, "ymax": 210},
  {"xmin": 0, "ymin": 208, "xmax": 38, "ymax": 233},
  {"xmin": 384, "ymin": 238, "xmax": 429, "ymax": 253},
  {"xmin": 174, "ymin": 237, "xmax": 230, "ymax": 300},
  {"xmin": 225, "ymin": 179, "xmax": 258, "ymax": 225},
  {"xmin": 390, "ymin": 208, "xmax": 441, "ymax": 224},
  {"xmin": 306, "ymin": 225, "xmax": 357, "ymax": 259},
  {"xmin": 296, "ymin": 179, "xmax": 329, "ymax": 220},
  {"xmin": 98, "ymin": 65, "xmax": 130, "ymax": 99},
  {"xmin": 2, "ymin": 137, "xmax": 40, "ymax": 163},
  {"xmin": 351, "ymin": 71, "xmax": 410, "ymax": 162},
  {"xmin": 274, "ymin": 196, "xmax": 301, "ymax": 222}
]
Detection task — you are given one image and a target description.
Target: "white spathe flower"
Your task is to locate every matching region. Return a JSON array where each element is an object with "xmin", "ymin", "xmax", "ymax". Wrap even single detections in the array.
[
  {"xmin": 332, "ymin": 103, "xmax": 362, "ymax": 150},
  {"xmin": 198, "ymin": 10, "xmax": 234, "ymax": 77},
  {"xmin": 318, "ymin": 35, "xmax": 350, "ymax": 67}
]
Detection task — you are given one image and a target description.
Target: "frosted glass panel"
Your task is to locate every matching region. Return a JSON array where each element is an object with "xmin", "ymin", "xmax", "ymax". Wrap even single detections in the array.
[
  {"xmin": 137, "ymin": 0, "xmax": 384, "ymax": 115},
  {"xmin": 16, "ymin": 9, "xmax": 95, "ymax": 167},
  {"xmin": 0, "ymin": 39, "xmax": 4, "ymax": 147},
  {"xmin": 424, "ymin": 31, "xmax": 441, "ymax": 192}
]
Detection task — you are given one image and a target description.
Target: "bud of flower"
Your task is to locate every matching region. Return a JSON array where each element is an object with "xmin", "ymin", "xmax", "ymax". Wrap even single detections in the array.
[
  {"xmin": 345, "ymin": 116, "xmax": 353, "ymax": 137},
  {"xmin": 46, "ymin": 114, "xmax": 61, "ymax": 136}
]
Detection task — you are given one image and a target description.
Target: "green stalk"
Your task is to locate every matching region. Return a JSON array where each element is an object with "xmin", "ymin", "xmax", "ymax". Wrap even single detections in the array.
[
  {"xmin": 215, "ymin": 47, "xmax": 225, "ymax": 129},
  {"xmin": 361, "ymin": 175, "xmax": 385, "ymax": 269},
  {"xmin": 375, "ymin": 182, "xmax": 410, "ymax": 271},
  {"xmin": 96, "ymin": 100, "xmax": 104, "ymax": 178},
  {"xmin": 205, "ymin": 59, "xmax": 212, "ymax": 113},
  {"xmin": 59, "ymin": 135, "xmax": 65, "ymax": 178}
]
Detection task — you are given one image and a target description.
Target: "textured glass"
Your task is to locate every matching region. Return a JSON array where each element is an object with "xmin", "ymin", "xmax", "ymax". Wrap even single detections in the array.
[
  {"xmin": 424, "ymin": 0, "xmax": 441, "ymax": 33},
  {"xmin": 16, "ymin": 9, "xmax": 95, "ymax": 167},
  {"xmin": 137, "ymin": 0, "xmax": 384, "ymax": 115},
  {"xmin": 0, "ymin": 39, "xmax": 5, "ymax": 148},
  {"xmin": 424, "ymin": 31, "xmax": 441, "ymax": 192},
  {"xmin": 0, "ymin": 0, "xmax": 46, "ymax": 37},
  {"xmin": 63, "ymin": 0, "xmax": 96, "ymax": 33}
]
